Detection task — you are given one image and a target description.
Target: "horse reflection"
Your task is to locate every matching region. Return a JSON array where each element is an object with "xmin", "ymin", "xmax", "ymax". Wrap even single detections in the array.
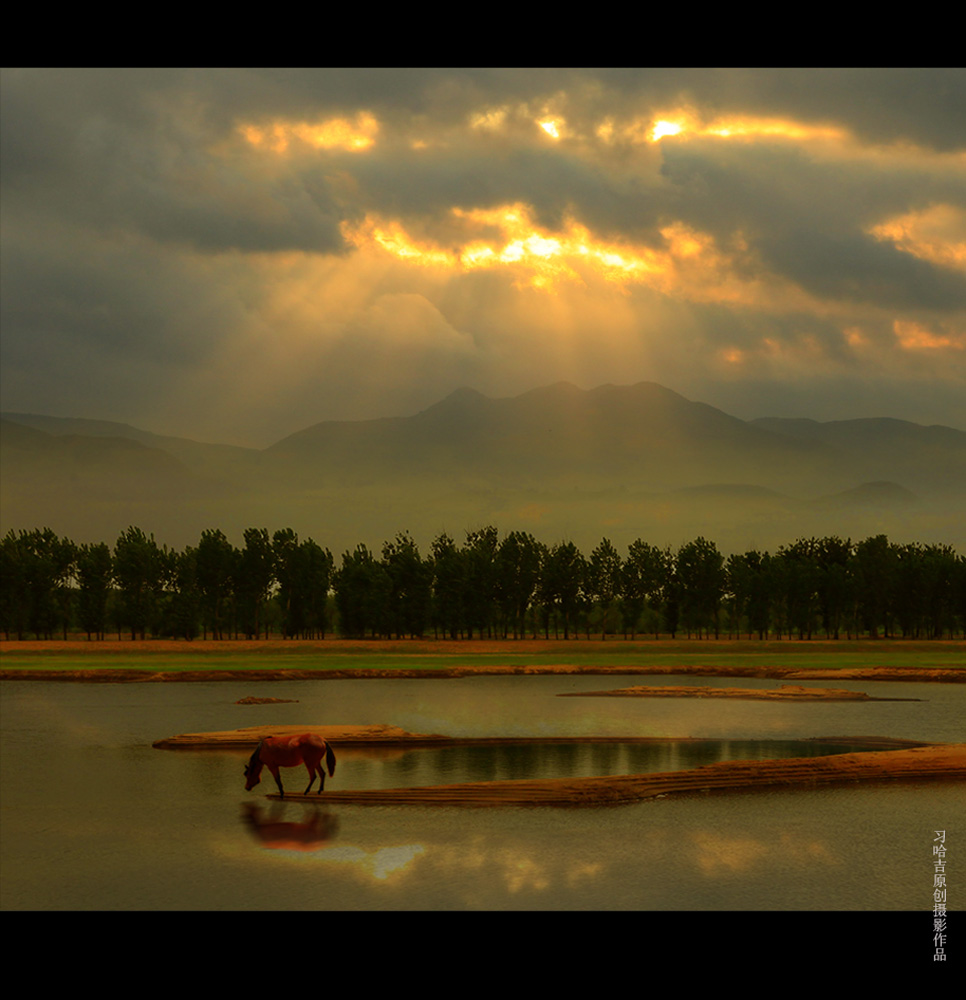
[
  {"xmin": 244, "ymin": 733, "xmax": 336, "ymax": 798},
  {"xmin": 241, "ymin": 802, "xmax": 340, "ymax": 852}
]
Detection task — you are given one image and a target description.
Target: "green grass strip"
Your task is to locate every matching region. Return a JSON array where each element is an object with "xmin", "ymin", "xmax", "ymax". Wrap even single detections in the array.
[{"xmin": 2, "ymin": 649, "xmax": 963, "ymax": 673}]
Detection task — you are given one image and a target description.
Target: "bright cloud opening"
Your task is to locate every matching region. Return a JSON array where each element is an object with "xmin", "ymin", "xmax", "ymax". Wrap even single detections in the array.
[
  {"xmin": 239, "ymin": 112, "xmax": 380, "ymax": 153},
  {"xmin": 342, "ymin": 202, "xmax": 818, "ymax": 312},
  {"xmin": 651, "ymin": 119, "xmax": 684, "ymax": 141},
  {"xmin": 539, "ymin": 118, "xmax": 563, "ymax": 139},
  {"xmin": 644, "ymin": 110, "xmax": 846, "ymax": 144},
  {"xmin": 895, "ymin": 320, "xmax": 966, "ymax": 352},
  {"xmin": 869, "ymin": 204, "xmax": 966, "ymax": 273}
]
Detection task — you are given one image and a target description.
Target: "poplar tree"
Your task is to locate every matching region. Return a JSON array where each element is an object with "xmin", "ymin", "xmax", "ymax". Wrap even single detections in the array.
[
  {"xmin": 495, "ymin": 531, "xmax": 542, "ymax": 639},
  {"xmin": 238, "ymin": 528, "xmax": 275, "ymax": 639},
  {"xmin": 334, "ymin": 544, "xmax": 391, "ymax": 638},
  {"xmin": 114, "ymin": 526, "xmax": 162, "ymax": 640},
  {"xmin": 382, "ymin": 531, "xmax": 431, "ymax": 639},
  {"xmin": 196, "ymin": 528, "xmax": 237, "ymax": 640},
  {"xmin": 587, "ymin": 537, "xmax": 622, "ymax": 639},
  {"xmin": 430, "ymin": 532, "xmax": 465, "ymax": 639},
  {"xmin": 77, "ymin": 541, "xmax": 113, "ymax": 640}
]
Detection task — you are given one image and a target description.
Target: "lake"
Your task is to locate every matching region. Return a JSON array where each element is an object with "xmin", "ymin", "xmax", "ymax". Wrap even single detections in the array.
[{"xmin": 1, "ymin": 673, "xmax": 962, "ymax": 910}]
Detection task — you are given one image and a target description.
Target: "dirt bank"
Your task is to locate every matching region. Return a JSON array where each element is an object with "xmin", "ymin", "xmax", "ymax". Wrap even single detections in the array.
[
  {"xmin": 3, "ymin": 664, "xmax": 963, "ymax": 683},
  {"xmin": 558, "ymin": 684, "xmax": 919, "ymax": 701},
  {"xmin": 267, "ymin": 742, "xmax": 966, "ymax": 807},
  {"xmin": 236, "ymin": 696, "xmax": 298, "ymax": 704}
]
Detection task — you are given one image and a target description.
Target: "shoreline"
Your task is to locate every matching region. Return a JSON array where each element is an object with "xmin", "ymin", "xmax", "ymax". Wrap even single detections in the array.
[{"xmin": 2, "ymin": 664, "xmax": 962, "ymax": 683}]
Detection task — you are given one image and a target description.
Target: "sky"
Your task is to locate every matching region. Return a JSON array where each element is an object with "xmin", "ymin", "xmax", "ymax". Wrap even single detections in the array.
[{"xmin": 2, "ymin": 68, "xmax": 965, "ymax": 447}]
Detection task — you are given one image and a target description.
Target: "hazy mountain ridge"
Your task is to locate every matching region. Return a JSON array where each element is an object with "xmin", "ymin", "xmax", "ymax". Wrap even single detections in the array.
[
  {"xmin": 751, "ymin": 415, "xmax": 966, "ymax": 493},
  {"xmin": 2, "ymin": 412, "xmax": 261, "ymax": 479},
  {"xmin": 3, "ymin": 382, "xmax": 964, "ymax": 554},
  {"xmin": 1, "ymin": 417, "xmax": 187, "ymax": 479},
  {"xmin": 265, "ymin": 381, "xmax": 846, "ymax": 494}
]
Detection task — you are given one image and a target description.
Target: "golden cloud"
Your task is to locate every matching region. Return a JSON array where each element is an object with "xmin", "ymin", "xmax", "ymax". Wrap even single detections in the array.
[
  {"xmin": 869, "ymin": 204, "xmax": 966, "ymax": 273},
  {"xmin": 894, "ymin": 320, "xmax": 966, "ymax": 352},
  {"xmin": 239, "ymin": 112, "xmax": 380, "ymax": 154}
]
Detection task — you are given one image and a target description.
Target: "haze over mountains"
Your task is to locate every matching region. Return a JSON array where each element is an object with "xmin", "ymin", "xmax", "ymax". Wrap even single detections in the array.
[{"xmin": 3, "ymin": 381, "xmax": 964, "ymax": 556}]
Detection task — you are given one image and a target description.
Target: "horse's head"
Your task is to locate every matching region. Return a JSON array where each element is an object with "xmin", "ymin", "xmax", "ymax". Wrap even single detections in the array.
[{"xmin": 244, "ymin": 743, "xmax": 264, "ymax": 791}]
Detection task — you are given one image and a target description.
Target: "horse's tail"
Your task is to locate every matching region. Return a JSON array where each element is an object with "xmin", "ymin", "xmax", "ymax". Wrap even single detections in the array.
[{"xmin": 326, "ymin": 742, "xmax": 336, "ymax": 777}]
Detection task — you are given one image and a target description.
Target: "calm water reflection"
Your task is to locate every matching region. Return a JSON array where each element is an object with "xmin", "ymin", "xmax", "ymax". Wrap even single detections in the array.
[
  {"xmin": 333, "ymin": 738, "xmax": 878, "ymax": 791},
  {"xmin": 1, "ymin": 675, "xmax": 963, "ymax": 911}
]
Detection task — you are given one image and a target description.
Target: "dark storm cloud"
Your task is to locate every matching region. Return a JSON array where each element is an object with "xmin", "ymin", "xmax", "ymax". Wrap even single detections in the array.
[
  {"xmin": 757, "ymin": 227, "xmax": 966, "ymax": 311},
  {"xmin": 0, "ymin": 221, "xmax": 248, "ymax": 364},
  {"xmin": 2, "ymin": 68, "xmax": 964, "ymax": 444},
  {"xmin": 345, "ymin": 140, "xmax": 664, "ymax": 240},
  {"xmin": 593, "ymin": 67, "xmax": 966, "ymax": 152},
  {"xmin": 178, "ymin": 66, "xmax": 966, "ymax": 157},
  {"xmin": 318, "ymin": 69, "xmax": 966, "ymax": 302},
  {"xmin": 735, "ymin": 68, "xmax": 966, "ymax": 153},
  {"xmin": 1, "ymin": 68, "xmax": 347, "ymax": 256},
  {"xmin": 6, "ymin": 68, "xmax": 958, "ymax": 258},
  {"xmin": 655, "ymin": 135, "xmax": 966, "ymax": 311}
]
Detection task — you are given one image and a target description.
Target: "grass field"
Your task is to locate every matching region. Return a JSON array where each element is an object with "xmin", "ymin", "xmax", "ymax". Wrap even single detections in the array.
[{"xmin": 1, "ymin": 637, "xmax": 963, "ymax": 674}]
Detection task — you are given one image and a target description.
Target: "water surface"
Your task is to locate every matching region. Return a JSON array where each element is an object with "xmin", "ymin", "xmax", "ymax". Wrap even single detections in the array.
[{"xmin": 1, "ymin": 674, "xmax": 962, "ymax": 911}]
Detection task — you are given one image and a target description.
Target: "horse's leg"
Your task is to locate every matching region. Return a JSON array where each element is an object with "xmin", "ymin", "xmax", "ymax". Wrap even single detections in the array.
[
  {"xmin": 317, "ymin": 766, "xmax": 326, "ymax": 793},
  {"xmin": 304, "ymin": 759, "xmax": 317, "ymax": 795},
  {"xmin": 269, "ymin": 764, "xmax": 285, "ymax": 798}
]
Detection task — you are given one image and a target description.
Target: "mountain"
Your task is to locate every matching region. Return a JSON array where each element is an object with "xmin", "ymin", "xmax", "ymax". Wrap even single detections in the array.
[
  {"xmin": 0, "ymin": 417, "xmax": 189, "ymax": 488},
  {"xmin": 1, "ymin": 412, "xmax": 260, "ymax": 480},
  {"xmin": 2, "ymin": 383, "xmax": 964, "ymax": 554},
  {"xmin": 751, "ymin": 416, "xmax": 966, "ymax": 494},
  {"xmin": 265, "ymin": 381, "xmax": 844, "ymax": 495},
  {"xmin": 818, "ymin": 481, "xmax": 920, "ymax": 508}
]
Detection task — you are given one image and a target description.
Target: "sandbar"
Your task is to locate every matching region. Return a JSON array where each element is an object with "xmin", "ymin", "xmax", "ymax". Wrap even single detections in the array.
[
  {"xmin": 558, "ymin": 684, "xmax": 918, "ymax": 701},
  {"xmin": 152, "ymin": 723, "xmax": 962, "ymax": 807},
  {"xmin": 267, "ymin": 742, "xmax": 966, "ymax": 806},
  {"xmin": 153, "ymin": 724, "xmax": 454, "ymax": 749}
]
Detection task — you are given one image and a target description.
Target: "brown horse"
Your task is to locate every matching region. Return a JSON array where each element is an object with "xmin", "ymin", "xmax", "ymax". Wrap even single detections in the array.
[{"xmin": 244, "ymin": 733, "xmax": 336, "ymax": 798}]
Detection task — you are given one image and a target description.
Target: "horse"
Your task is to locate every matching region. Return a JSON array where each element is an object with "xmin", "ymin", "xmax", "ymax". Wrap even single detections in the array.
[{"xmin": 244, "ymin": 733, "xmax": 336, "ymax": 798}]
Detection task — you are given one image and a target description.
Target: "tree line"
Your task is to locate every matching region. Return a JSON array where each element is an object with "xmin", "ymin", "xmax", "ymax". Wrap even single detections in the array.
[{"xmin": 2, "ymin": 525, "xmax": 964, "ymax": 642}]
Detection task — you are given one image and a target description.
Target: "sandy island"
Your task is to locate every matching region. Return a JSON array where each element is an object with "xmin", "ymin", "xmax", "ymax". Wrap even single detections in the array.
[
  {"xmin": 294, "ymin": 743, "xmax": 965, "ymax": 807},
  {"xmin": 154, "ymin": 723, "xmax": 454, "ymax": 749},
  {"xmin": 309, "ymin": 742, "xmax": 966, "ymax": 807},
  {"xmin": 152, "ymin": 723, "xmax": 965, "ymax": 807},
  {"xmin": 558, "ymin": 684, "xmax": 919, "ymax": 701}
]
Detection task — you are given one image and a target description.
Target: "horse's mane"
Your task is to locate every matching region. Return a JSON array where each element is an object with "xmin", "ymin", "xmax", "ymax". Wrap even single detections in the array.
[{"xmin": 246, "ymin": 741, "xmax": 264, "ymax": 771}]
